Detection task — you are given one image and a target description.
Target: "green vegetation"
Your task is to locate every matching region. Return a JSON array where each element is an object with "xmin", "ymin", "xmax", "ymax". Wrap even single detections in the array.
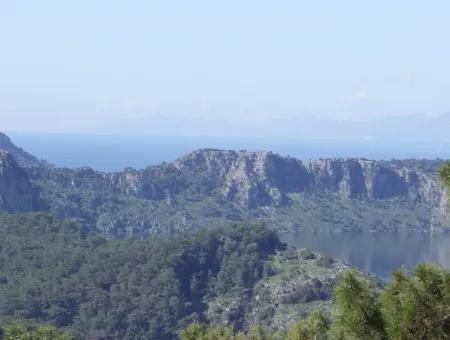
[
  {"xmin": 183, "ymin": 264, "xmax": 450, "ymax": 339},
  {"xmin": 331, "ymin": 271, "xmax": 385, "ymax": 339},
  {"xmin": 237, "ymin": 248, "xmax": 341, "ymax": 330},
  {"xmin": 0, "ymin": 212, "xmax": 356, "ymax": 338},
  {"xmin": 1, "ymin": 212, "xmax": 448, "ymax": 339},
  {"xmin": 380, "ymin": 265, "xmax": 450, "ymax": 339},
  {"xmin": 286, "ymin": 310, "xmax": 329, "ymax": 340},
  {"xmin": 439, "ymin": 162, "xmax": 450, "ymax": 190},
  {"xmin": 180, "ymin": 323, "xmax": 284, "ymax": 340},
  {"xmin": 0, "ymin": 213, "xmax": 284, "ymax": 339},
  {"xmin": 0, "ymin": 322, "xmax": 70, "ymax": 340}
]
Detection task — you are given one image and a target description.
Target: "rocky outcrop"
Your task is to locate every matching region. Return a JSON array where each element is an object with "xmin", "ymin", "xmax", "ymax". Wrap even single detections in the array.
[
  {"xmin": 172, "ymin": 150, "xmax": 446, "ymax": 210},
  {"xmin": 303, "ymin": 158, "xmax": 444, "ymax": 202},
  {"xmin": 207, "ymin": 248, "xmax": 365, "ymax": 331},
  {"xmin": 0, "ymin": 132, "xmax": 50, "ymax": 168},
  {"xmin": 0, "ymin": 151, "xmax": 34, "ymax": 213}
]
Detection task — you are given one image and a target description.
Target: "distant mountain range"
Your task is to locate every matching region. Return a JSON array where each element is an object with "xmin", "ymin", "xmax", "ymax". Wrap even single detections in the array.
[{"xmin": 0, "ymin": 132, "xmax": 448, "ymax": 236}]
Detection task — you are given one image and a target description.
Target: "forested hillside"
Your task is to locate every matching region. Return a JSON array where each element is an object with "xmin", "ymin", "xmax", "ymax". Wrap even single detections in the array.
[{"xmin": 0, "ymin": 213, "xmax": 352, "ymax": 339}]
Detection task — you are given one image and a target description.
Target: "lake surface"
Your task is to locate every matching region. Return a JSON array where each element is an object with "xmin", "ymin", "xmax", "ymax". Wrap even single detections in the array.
[{"xmin": 282, "ymin": 231, "xmax": 450, "ymax": 281}]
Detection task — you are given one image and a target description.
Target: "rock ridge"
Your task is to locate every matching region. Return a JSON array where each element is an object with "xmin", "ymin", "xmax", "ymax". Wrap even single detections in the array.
[{"xmin": 0, "ymin": 146, "xmax": 447, "ymax": 235}]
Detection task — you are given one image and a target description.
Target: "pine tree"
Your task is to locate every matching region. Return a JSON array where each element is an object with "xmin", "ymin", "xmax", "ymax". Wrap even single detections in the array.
[
  {"xmin": 287, "ymin": 310, "xmax": 329, "ymax": 340},
  {"xmin": 331, "ymin": 271, "xmax": 386, "ymax": 340},
  {"xmin": 439, "ymin": 162, "xmax": 450, "ymax": 189},
  {"xmin": 380, "ymin": 264, "xmax": 450, "ymax": 339}
]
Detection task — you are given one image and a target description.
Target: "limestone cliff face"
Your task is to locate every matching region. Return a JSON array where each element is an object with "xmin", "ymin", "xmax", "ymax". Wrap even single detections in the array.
[
  {"xmin": 172, "ymin": 150, "xmax": 310, "ymax": 208},
  {"xmin": 171, "ymin": 150, "xmax": 446, "ymax": 210},
  {"xmin": 0, "ymin": 151, "xmax": 34, "ymax": 213},
  {"xmin": 303, "ymin": 159, "xmax": 368, "ymax": 198},
  {"xmin": 440, "ymin": 188, "xmax": 449, "ymax": 216},
  {"xmin": 303, "ymin": 158, "xmax": 444, "ymax": 203}
]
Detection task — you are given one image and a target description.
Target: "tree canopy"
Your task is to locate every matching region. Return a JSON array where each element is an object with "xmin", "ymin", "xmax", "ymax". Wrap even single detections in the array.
[{"xmin": 0, "ymin": 213, "xmax": 283, "ymax": 339}]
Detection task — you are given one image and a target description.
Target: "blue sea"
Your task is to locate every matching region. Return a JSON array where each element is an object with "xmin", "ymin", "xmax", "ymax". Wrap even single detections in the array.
[{"xmin": 7, "ymin": 132, "xmax": 450, "ymax": 172}]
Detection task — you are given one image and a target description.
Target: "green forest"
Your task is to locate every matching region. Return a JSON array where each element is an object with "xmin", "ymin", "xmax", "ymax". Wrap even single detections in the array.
[{"xmin": 0, "ymin": 213, "xmax": 284, "ymax": 339}]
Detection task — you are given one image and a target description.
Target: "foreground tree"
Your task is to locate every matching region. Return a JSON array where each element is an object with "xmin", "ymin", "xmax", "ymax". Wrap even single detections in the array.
[
  {"xmin": 180, "ymin": 322, "xmax": 236, "ymax": 340},
  {"xmin": 439, "ymin": 162, "xmax": 450, "ymax": 189},
  {"xmin": 380, "ymin": 264, "xmax": 450, "ymax": 339},
  {"xmin": 331, "ymin": 271, "xmax": 386, "ymax": 340},
  {"xmin": 287, "ymin": 310, "xmax": 330, "ymax": 340},
  {"xmin": 180, "ymin": 323, "xmax": 282, "ymax": 340},
  {"xmin": 1, "ymin": 323, "xmax": 71, "ymax": 340},
  {"xmin": 331, "ymin": 265, "xmax": 449, "ymax": 340}
]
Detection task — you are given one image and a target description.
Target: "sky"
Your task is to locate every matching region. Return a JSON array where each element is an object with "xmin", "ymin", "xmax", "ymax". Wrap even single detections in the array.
[{"xmin": 1, "ymin": 1, "xmax": 450, "ymax": 134}]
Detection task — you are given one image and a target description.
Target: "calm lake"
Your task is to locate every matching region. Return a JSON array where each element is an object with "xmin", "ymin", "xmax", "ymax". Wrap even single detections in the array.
[{"xmin": 282, "ymin": 231, "xmax": 450, "ymax": 281}]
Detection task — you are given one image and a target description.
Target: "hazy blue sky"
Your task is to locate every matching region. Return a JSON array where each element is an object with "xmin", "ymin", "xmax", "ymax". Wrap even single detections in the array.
[{"xmin": 1, "ymin": 1, "xmax": 450, "ymax": 133}]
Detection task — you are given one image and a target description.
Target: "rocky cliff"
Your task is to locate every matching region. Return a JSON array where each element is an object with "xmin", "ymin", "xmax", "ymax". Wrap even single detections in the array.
[
  {"xmin": 0, "ymin": 132, "xmax": 49, "ymax": 168},
  {"xmin": 172, "ymin": 150, "xmax": 446, "ymax": 210},
  {"xmin": 0, "ymin": 151, "xmax": 34, "ymax": 213},
  {"xmin": 24, "ymin": 149, "xmax": 448, "ymax": 235}
]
